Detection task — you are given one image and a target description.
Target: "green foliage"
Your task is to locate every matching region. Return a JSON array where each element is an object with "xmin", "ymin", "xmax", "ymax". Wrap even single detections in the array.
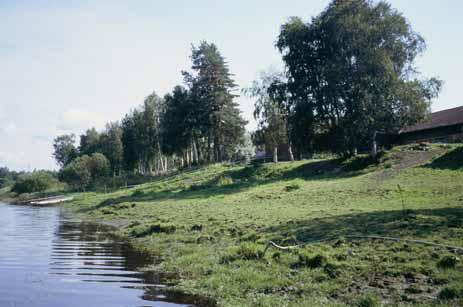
[
  {"xmin": 59, "ymin": 153, "xmax": 110, "ymax": 190},
  {"xmin": 276, "ymin": 0, "xmax": 441, "ymax": 156},
  {"xmin": 356, "ymin": 292, "xmax": 380, "ymax": 307},
  {"xmin": 79, "ymin": 128, "xmax": 101, "ymax": 155},
  {"xmin": 52, "ymin": 134, "xmax": 78, "ymax": 167},
  {"xmin": 100, "ymin": 122, "xmax": 124, "ymax": 175},
  {"xmin": 295, "ymin": 252, "xmax": 327, "ymax": 269},
  {"xmin": 11, "ymin": 171, "xmax": 61, "ymax": 194},
  {"xmin": 121, "ymin": 93, "xmax": 166, "ymax": 174},
  {"xmin": 438, "ymin": 287, "xmax": 462, "ymax": 300},
  {"xmin": 184, "ymin": 41, "xmax": 247, "ymax": 162},
  {"xmin": 0, "ymin": 166, "xmax": 21, "ymax": 188},
  {"xmin": 245, "ymin": 69, "xmax": 290, "ymax": 161},
  {"xmin": 437, "ymin": 255, "xmax": 460, "ymax": 270}
]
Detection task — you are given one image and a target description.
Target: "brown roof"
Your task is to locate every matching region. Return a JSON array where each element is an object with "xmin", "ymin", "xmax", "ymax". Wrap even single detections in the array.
[{"xmin": 401, "ymin": 106, "xmax": 463, "ymax": 133}]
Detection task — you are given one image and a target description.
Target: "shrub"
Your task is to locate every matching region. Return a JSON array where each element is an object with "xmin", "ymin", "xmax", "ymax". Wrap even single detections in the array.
[
  {"xmin": 323, "ymin": 262, "xmax": 339, "ymax": 279},
  {"xmin": 59, "ymin": 153, "xmax": 110, "ymax": 190},
  {"xmin": 437, "ymin": 255, "xmax": 459, "ymax": 270},
  {"xmin": 296, "ymin": 252, "xmax": 327, "ymax": 269},
  {"xmin": 438, "ymin": 287, "xmax": 461, "ymax": 300},
  {"xmin": 356, "ymin": 292, "xmax": 380, "ymax": 307},
  {"xmin": 11, "ymin": 172, "xmax": 61, "ymax": 194}
]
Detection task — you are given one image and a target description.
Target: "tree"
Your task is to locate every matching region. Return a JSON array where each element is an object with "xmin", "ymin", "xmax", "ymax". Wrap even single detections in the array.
[
  {"xmin": 121, "ymin": 110, "xmax": 142, "ymax": 173},
  {"xmin": 0, "ymin": 167, "xmax": 15, "ymax": 188},
  {"xmin": 183, "ymin": 41, "xmax": 247, "ymax": 162},
  {"xmin": 12, "ymin": 172, "xmax": 60, "ymax": 194},
  {"xmin": 59, "ymin": 156, "xmax": 92, "ymax": 190},
  {"xmin": 245, "ymin": 69, "xmax": 292, "ymax": 162},
  {"xmin": 59, "ymin": 153, "xmax": 110, "ymax": 190},
  {"xmin": 52, "ymin": 134, "xmax": 78, "ymax": 167},
  {"xmin": 276, "ymin": 0, "xmax": 441, "ymax": 157},
  {"xmin": 140, "ymin": 92, "xmax": 166, "ymax": 174},
  {"xmin": 87, "ymin": 153, "xmax": 110, "ymax": 180},
  {"xmin": 121, "ymin": 93, "xmax": 166, "ymax": 175},
  {"xmin": 79, "ymin": 128, "xmax": 101, "ymax": 155},
  {"xmin": 161, "ymin": 86, "xmax": 198, "ymax": 167},
  {"xmin": 100, "ymin": 122, "xmax": 124, "ymax": 176}
]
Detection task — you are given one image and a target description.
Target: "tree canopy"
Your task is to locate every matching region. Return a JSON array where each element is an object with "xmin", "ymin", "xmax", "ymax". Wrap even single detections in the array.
[{"xmin": 276, "ymin": 0, "xmax": 441, "ymax": 156}]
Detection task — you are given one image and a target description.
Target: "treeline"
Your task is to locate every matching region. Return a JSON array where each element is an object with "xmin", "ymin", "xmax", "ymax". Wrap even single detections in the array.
[
  {"xmin": 53, "ymin": 42, "xmax": 250, "ymax": 190},
  {"xmin": 0, "ymin": 167, "xmax": 63, "ymax": 195},
  {"xmin": 0, "ymin": 167, "xmax": 22, "ymax": 189},
  {"xmin": 52, "ymin": 0, "xmax": 443, "ymax": 189}
]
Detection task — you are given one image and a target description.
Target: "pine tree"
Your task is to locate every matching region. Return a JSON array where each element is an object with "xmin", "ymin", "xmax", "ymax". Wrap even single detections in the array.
[{"xmin": 183, "ymin": 41, "xmax": 246, "ymax": 162}]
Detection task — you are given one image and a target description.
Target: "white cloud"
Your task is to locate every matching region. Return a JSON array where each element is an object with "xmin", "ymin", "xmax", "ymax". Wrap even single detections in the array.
[{"xmin": 57, "ymin": 109, "xmax": 105, "ymax": 133}]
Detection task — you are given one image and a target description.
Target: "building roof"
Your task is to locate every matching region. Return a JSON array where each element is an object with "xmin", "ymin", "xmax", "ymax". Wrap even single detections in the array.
[{"xmin": 401, "ymin": 106, "xmax": 463, "ymax": 134}]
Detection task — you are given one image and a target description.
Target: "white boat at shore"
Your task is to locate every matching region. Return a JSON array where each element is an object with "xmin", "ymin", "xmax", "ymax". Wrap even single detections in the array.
[{"xmin": 23, "ymin": 196, "xmax": 74, "ymax": 206}]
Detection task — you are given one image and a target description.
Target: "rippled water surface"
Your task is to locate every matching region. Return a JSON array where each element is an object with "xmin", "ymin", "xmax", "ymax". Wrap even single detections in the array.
[{"xmin": 0, "ymin": 202, "xmax": 202, "ymax": 307}]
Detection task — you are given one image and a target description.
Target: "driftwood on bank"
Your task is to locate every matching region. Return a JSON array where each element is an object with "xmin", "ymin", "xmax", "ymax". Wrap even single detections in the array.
[{"xmin": 262, "ymin": 235, "xmax": 463, "ymax": 257}]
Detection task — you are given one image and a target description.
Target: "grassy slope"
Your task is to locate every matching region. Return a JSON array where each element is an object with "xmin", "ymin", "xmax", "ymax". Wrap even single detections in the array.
[{"xmin": 66, "ymin": 145, "xmax": 463, "ymax": 306}]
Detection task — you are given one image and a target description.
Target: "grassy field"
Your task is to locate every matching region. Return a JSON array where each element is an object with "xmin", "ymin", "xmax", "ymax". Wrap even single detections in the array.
[{"xmin": 64, "ymin": 144, "xmax": 463, "ymax": 306}]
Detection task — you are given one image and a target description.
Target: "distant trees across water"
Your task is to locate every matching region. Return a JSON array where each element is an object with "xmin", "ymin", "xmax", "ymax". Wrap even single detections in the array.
[{"xmin": 51, "ymin": 0, "xmax": 442, "ymax": 189}]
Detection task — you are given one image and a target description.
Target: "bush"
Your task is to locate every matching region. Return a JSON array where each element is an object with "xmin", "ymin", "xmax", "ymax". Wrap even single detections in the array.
[
  {"xmin": 12, "ymin": 172, "xmax": 61, "ymax": 194},
  {"xmin": 437, "ymin": 255, "xmax": 459, "ymax": 270},
  {"xmin": 296, "ymin": 252, "xmax": 327, "ymax": 269},
  {"xmin": 438, "ymin": 287, "xmax": 462, "ymax": 300},
  {"xmin": 59, "ymin": 153, "xmax": 110, "ymax": 190},
  {"xmin": 356, "ymin": 292, "xmax": 380, "ymax": 307}
]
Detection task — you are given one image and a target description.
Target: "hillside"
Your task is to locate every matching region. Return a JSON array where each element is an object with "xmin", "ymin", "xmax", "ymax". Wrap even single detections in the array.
[{"xmin": 66, "ymin": 144, "xmax": 463, "ymax": 307}]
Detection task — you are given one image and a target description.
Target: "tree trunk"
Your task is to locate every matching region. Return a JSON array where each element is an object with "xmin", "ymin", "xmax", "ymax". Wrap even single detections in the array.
[
  {"xmin": 208, "ymin": 134, "xmax": 214, "ymax": 163},
  {"xmin": 273, "ymin": 146, "xmax": 278, "ymax": 163},
  {"xmin": 288, "ymin": 143, "xmax": 295, "ymax": 161},
  {"xmin": 186, "ymin": 150, "xmax": 191, "ymax": 168},
  {"xmin": 371, "ymin": 131, "xmax": 378, "ymax": 158},
  {"xmin": 192, "ymin": 140, "xmax": 199, "ymax": 164}
]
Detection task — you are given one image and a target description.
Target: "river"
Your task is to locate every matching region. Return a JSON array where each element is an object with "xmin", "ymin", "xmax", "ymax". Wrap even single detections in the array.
[{"xmin": 0, "ymin": 202, "xmax": 206, "ymax": 307}]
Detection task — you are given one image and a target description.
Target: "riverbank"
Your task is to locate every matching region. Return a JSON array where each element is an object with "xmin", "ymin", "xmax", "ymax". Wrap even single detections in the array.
[{"xmin": 62, "ymin": 145, "xmax": 463, "ymax": 306}]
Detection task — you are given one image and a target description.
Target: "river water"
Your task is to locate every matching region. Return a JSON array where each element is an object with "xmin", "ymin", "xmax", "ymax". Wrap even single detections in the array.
[{"xmin": 0, "ymin": 202, "xmax": 205, "ymax": 307}]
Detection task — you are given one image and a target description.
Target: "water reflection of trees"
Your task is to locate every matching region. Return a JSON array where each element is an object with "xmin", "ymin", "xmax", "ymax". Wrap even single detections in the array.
[{"xmin": 54, "ymin": 215, "xmax": 216, "ymax": 306}]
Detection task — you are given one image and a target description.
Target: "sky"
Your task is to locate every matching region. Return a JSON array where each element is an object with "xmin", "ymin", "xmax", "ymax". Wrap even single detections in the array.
[{"xmin": 1, "ymin": 0, "xmax": 462, "ymax": 171}]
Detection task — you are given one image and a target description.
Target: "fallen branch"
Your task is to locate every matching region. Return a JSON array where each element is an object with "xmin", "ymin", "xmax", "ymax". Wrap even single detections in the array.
[{"xmin": 262, "ymin": 235, "xmax": 463, "ymax": 257}]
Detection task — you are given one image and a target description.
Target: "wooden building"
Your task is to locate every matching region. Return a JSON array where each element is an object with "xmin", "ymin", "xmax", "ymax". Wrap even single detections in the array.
[{"xmin": 399, "ymin": 106, "xmax": 463, "ymax": 144}]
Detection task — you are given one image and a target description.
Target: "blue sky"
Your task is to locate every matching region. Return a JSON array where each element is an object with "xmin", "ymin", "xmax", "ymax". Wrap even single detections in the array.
[{"xmin": 1, "ymin": 0, "xmax": 462, "ymax": 170}]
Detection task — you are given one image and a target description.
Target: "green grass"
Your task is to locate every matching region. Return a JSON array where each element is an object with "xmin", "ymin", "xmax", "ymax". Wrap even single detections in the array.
[{"xmin": 65, "ymin": 144, "xmax": 463, "ymax": 306}]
